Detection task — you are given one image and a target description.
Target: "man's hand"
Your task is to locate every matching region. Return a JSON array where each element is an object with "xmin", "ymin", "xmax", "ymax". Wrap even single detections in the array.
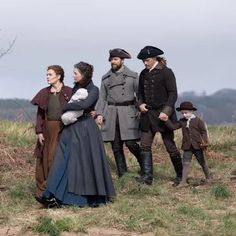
[
  {"xmin": 159, "ymin": 112, "xmax": 168, "ymax": 121},
  {"xmin": 38, "ymin": 133, "xmax": 44, "ymax": 146},
  {"xmin": 90, "ymin": 110, "xmax": 97, "ymax": 118},
  {"xmin": 139, "ymin": 103, "xmax": 148, "ymax": 113},
  {"xmin": 96, "ymin": 115, "xmax": 104, "ymax": 125}
]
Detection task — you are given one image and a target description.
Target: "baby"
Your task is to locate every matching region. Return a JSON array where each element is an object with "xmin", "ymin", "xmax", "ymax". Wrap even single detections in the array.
[
  {"xmin": 165, "ymin": 101, "xmax": 211, "ymax": 187},
  {"xmin": 61, "ymin": 88, "xmax": 88, "ymax": 125}
]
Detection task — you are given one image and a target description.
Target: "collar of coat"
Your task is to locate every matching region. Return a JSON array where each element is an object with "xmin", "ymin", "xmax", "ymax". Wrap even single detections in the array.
[
  {"xmin": 31, "ymin": 84, "xmax": 72, "ymax": 110},
  {"xmin": 152, "ymin": 63, "xmax": 164, "ymax": 70},
  {"xmin": 102, "ymin": 65, "xmax": 137, "ymax": 81}
]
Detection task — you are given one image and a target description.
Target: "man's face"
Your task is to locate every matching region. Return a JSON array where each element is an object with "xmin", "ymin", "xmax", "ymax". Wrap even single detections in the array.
[
  {"xmin": 110, "ymin": 57, "xmax": 123, "ymax": 71},
  {"xmin": 143, "ymin": 57, "xmax": 157, "ymax": 70}
]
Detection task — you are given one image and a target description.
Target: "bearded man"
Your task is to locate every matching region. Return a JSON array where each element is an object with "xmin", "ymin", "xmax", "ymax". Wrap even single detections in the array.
[{"xmin": 96, "ymin": 48, "xmax": 141, "ymax": 177}]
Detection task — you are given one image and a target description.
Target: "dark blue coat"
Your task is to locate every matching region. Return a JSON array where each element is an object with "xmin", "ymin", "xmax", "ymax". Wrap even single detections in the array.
[{"xmin": 44, "ymin": 81, "xmax": 116, "ymax": 206}]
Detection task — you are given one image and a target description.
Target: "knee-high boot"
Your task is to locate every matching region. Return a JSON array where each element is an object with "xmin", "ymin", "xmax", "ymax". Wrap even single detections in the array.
[
  {"xmin": 195, "ymin": 150, "xmax": 211, "ymax": 180},
  {"xmin": 170, "ymin": 154, "xmax": 183, "ymax": 186},
  {"xmin": 113, "ymin": 151, "xmax": 127, "ymax": 177},
  {"xmin": 201, "ymin": 163, "xmax": 211, "ymax": 179},
  {"xmin": 181, "ymin": 162, "xmax": 190, "ymax": 184},
  {"xmin": 135, "ymin": 151, "xmax": 153, "ymax": 185}
]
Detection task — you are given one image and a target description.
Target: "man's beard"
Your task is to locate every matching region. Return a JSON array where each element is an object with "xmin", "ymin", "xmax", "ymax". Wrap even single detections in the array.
[{"xmin": 111, "ymin": 63, "xmax": 122, "ymax": 72}]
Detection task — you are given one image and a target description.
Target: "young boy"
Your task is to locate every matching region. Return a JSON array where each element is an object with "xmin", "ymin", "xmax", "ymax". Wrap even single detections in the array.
[{"xmin": 165, "ymin": 101, "xmax": 211, "ymax": 187}]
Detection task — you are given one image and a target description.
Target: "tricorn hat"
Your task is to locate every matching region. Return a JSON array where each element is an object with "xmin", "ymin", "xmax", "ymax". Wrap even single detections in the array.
[
  {"xmin": 109, "ymin": 48, "xmax": 131, "ymax": 61},
  {"xmin": 137, "ymin": 46, "xmax": 164, "ymax": 60},
  {"xmin": 176, "ymin": 101, "xmax": 197, "ymax": 111}
]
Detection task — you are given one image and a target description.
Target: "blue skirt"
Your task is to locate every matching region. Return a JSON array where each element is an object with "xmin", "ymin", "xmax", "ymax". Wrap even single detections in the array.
[{"xmin": 42, "ymin": 116, "xmax": 116, "ymax": 207}]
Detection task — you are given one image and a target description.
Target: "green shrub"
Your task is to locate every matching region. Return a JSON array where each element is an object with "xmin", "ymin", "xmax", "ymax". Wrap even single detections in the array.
[
  {"xmin": 177, "ymin": 205, "xmax": 206, "ymax": 220},
  {"xmin": 211, "ymin": 185, "xmax": 231, "ymax": 199},
  {"xmin": 34, "ymin": 216, "xmax": 59, "ymax": 236}
]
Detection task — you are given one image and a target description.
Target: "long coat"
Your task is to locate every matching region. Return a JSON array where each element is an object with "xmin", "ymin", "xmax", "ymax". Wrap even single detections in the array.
[
  {"xmin": 138, "ymin": 63, "xmax": 178, "ymax": 133},
  {"xmin": 44, "ymin": 81, "xmax": 116, "ymax": 205},
  {"xmin": 165, "ymin": 116, "xmax": 209, "ymax": 150},
  {"xmin": 31, "ymin": 85, "xmax": 73, "ymax": 158},
  {"xmin": 96, "ymin": 65, "xmax": 140, "ymax": 141}
]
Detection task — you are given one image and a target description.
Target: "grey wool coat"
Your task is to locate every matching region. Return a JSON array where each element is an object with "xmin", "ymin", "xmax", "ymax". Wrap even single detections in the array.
[{"xmin": 96, "ymin": 65, "xmax": 140, "ymax": 141}]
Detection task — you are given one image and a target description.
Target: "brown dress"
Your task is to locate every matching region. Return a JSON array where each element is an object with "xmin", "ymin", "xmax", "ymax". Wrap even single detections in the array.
[{"xmin": 31, "ymin": 86, "xmax": 72, "ymax": 196}]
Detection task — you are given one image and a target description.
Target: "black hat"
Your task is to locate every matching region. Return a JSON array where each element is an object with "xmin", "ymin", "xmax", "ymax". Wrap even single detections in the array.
[
  {"xmin": 176, "ymin": 101, "xmax": 197, "ymax": 111},
  {"xmin": 137, "ymin": 46, "xmax": 164, "ymax": 60},
  {"xmin": 109, "ymin": 48, "xmax": 131, "ymax": 61}
]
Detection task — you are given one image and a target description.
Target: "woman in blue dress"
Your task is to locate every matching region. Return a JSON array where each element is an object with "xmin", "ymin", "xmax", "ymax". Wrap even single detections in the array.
[{"xmin": 36, "ymin": 61, "xmax": 116, "ymax": 207}]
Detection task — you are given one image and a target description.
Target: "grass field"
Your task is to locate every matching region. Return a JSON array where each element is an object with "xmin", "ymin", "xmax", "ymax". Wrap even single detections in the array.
[{"xmin": 0, "ymin": 120, "xmax": 236, "ymax": 236}]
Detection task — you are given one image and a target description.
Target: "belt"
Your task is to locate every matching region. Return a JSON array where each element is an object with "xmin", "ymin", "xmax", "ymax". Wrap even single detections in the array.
[
  {"xmin": 108, "ymin": 100, "xmax": 135, "ymax": 106},
  {"xmin": 145, "ymin": 104, "xmax": 163, "ymax": 110}
]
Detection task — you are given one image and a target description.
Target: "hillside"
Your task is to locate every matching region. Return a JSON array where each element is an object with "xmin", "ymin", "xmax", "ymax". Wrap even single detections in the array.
[
  {"xmin": 0, "ymin": 99, "xmax": 36, "ymax": 122},
  {"xmin": 178, "ymin": 88, "xmax": 236, "ymax": 124},
  {"xmin": 0, "ymin": 88, "xmax": 236, "ymax": 124},
  {"xmin": 0, "ymin": 120, "xmax": 236, "ymax": 235}
]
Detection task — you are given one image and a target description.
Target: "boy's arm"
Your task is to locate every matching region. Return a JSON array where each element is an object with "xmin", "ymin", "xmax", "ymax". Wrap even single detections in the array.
[
  {"xmin": 198, "ymin": 119, "xmax": 209, "ymax": 144},
  {"xmin": 165, "ymin": 119, "xmax": 182, "ymax": 130}
]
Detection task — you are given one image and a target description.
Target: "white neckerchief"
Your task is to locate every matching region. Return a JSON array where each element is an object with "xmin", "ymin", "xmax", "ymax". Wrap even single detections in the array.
[
  {"xmin": 186, "ymin": 114, "xmax": 196, "ymax": 128},
  {"xmin": 149, "ymin": 61, "xmax": 158, "ymax": 72}
]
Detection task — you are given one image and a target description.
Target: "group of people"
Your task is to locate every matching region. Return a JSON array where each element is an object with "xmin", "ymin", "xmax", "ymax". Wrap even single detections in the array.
[{"xmin": 31, "ymin": 46, "xmax": 211, "ymax": 208}]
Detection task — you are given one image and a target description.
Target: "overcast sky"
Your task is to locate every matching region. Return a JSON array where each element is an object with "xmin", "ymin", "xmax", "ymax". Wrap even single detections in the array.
[{"xmin": 0, "ymin": 0, "xmax": 235, "ymax": 99}]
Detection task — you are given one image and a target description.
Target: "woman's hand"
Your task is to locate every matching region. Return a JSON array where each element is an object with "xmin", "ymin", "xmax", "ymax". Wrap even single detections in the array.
[
  {"xmin": 90, "ymin": 110, "xmax": 97, "ymax": 118},
  {"xmin": 96, "ymin": 115, "xmax": 104, "ymax": 125},
  {"xmin": 38, "ymin": 133, "xmax": 44, "ymax": 145}
]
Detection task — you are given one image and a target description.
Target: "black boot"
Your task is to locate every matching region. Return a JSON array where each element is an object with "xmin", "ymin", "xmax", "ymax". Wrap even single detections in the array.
[
  {"xmin": 170, "ymin": 154, "xmax": 183, "ymax": 187},
  {"xmin": 125, "ymin": 141, "xmax": 142, "ymax": 171},
  {"xmin": 135, "ymin": 151, "xmax": 153, "ymax": 185},
  {"xmin": 114, "ymin": 151, "xmax": 127, "ymax": 177}
]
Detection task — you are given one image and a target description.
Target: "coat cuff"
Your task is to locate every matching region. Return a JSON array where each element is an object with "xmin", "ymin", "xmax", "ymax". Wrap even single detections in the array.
[{"xmin": 162, "ymin": 105, "xmax": 173, "ymax": 116}]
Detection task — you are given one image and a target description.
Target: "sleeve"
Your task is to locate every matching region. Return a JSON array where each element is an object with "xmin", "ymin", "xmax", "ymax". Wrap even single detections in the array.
[
  {"xmin": 95, "ymin": 80, "xmax": 107, "ymax": 116},
  {"xmin": 198, "ymin": 119, "xmax": 209, "ymax": 144},
  {"xmin": 62, "ymin": 86, "xmax": 99, "ymax": 112},
  {"xmin": 165, "ymin": 119, "xmax": 182, "ymax": 130},
  {"xmin": 162, "ymin": 68, "xmax": 178, "ymax": 116},
  {"xmin": 137, "ymin": 73, "xmax": 145, "ymax": 106},
  {"xmin": 133, "ymin": 72, "xmax": 139, "ymax": 105},
  {"xmin": 35, "ymin": 107, "xmax": 45, "ymax": 134}
]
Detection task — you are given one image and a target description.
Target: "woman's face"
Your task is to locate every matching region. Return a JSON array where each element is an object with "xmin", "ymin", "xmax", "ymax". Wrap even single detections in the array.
[
  {"xmin": 73, "ymin": 68, "xmax": 83, "ymax": 82},
  {"xmin": 47, "ymin": 69, "xmax": 61, "ymax": 85}
]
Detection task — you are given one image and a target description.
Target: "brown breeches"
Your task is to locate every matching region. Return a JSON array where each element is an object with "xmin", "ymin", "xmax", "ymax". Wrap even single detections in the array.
[{"xmin": 140, "ymin": 129, "xmax": 180, "ymax": 157}]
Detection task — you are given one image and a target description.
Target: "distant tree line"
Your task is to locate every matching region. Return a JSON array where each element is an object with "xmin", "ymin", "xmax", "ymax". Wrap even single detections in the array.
[
  {"xmin": 0, "ymin": 99, "xmax": 36, "ymax": 122},
  {"xmin": 0, "ymin": 88, "xmax": 236, "ymax": 124},
  {"xmin": 177, "ymin": 88, "xmax": 236, "ymax": 124}
]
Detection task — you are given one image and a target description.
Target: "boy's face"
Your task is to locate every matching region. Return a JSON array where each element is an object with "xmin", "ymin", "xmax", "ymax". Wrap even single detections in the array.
[{"xmin": 181, "ymin": 110, "xmax": 194, "ymax": 119}]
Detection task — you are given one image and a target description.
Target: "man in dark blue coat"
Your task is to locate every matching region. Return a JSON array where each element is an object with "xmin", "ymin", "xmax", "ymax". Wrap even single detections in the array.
[{"xmin": 136, "ymin": 46, "xmax": 183, "ymax": 186}]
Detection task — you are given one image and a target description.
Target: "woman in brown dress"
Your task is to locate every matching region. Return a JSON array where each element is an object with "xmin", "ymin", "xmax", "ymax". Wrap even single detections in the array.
[{"xmin": 31, "ymin": 65, "xmax": 72, "ymax": 197}]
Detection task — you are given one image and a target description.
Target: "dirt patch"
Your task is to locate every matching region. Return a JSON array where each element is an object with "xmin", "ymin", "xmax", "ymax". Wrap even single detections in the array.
[
  {"xmin": 0, "ymin": 138, "xmax": 35, "ymax": 176},
  {"xmin": 0, "ymin": 227, "xmax": 154, "ymax": 236}
]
